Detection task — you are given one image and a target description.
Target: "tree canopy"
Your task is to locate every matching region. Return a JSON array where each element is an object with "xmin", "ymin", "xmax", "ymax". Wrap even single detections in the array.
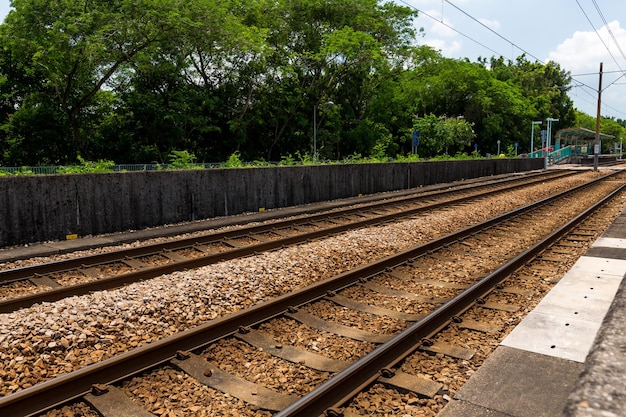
[{"xmin": 0, "ymin": 0, "xmax": 620, "ymax": 166}]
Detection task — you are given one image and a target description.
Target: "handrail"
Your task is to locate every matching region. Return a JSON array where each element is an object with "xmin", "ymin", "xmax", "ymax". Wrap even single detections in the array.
[{"xmin": 528, "ymin": 146, "xmax": 572, "ymax": 164}]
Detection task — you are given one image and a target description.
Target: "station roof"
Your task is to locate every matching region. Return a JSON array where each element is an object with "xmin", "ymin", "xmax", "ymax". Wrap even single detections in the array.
[{"xmin": 555, "ymin": 127, "xmax": 615, "ymax": 142}]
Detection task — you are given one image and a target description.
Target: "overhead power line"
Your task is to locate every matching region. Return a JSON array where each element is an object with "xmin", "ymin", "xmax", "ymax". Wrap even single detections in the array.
[
  {"xmin": 575, "ymin": 0, "xmax": 626, "ymax": 93},
  {"xmin": 572, "ymin": 70, "xmax": 626, "ymax": 77},
  {"xmin": 442, "ymin": 0, "xmax": 544, "ymax": 63},
  {"xmin": 396, "ymin": 0, "xmax": 626, "ymax": 118},
  {"xmin": 575, "ymin": 0, "xmax": 624, "ymax": 73},
  {"xmin": 591, "ymin": 0, "xmax": 626, "ymax": 66},
  {"xmin": 396, "ymin": 0, "xmax": 502, "ymax": 57}
]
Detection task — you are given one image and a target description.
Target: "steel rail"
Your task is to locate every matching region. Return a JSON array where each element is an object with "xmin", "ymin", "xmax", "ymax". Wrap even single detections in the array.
[
  {"xmin": 0, "ymin": 170, "xmax": 569, "ymax": 284},
  {"xmin": 0, "ymin": 172, "xmax": 614, "ymax": 417},
  {"xmin": 0, "ymin": 172, "xmax": 573, "ymax": 313},
  {"xmin": 276, "ymin": 180, "xmax": 626, "ymax": 417},
  {"xmin": 0, "ymin": 171, "xmax": 562, "ymax": 267}
]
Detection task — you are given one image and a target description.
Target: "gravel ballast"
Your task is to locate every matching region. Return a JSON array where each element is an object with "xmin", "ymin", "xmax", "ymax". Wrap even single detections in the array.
[{"xmin": 0, "ymin": 173, "xmax": 605, "ymax": 398}]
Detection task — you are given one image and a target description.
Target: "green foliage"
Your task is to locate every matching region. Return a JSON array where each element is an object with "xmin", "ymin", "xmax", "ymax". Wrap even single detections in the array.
[
  {"xmin": 56, "ymin": 155, "xmax": 115, "ymax": 173},
  {"xmin": 0, "ymin": 166, "xmax": 36, "ymax": 175},
  {"xmin": 452, "ymin": 152, "xmax": 478, "ymax": 160},
  {"xmin": 298, "ymin": 152, "xmax": 318, "ymax": 165},
  {"xmin": 428, "ymin": 154, "xmax": 455, "ymax": 161},
  {"xmin": 428, "ymin": 151, "xmax": 483, "ymax": 161},
  {"xmin": 251, "ymin": 159, "xmax": 272, "ymax": 167},
  {"xmin": 279, "ymin": 152, "xmax": 310, "ymax": 166},
  {"xmin": 575, "ymin": 110, "xmax": 626, "ymax": 152},
  {"xmin": 0, "ymin": 0, "xmax": 200, "ymax": 163},
  {"xmin": 394, "ymin": 153, "xmax": 422, "ymax": 162},
  {"xmin": 411, "ymin": 114, "xmax": 475, "ymax": 157},
  {"xmin": 222, "ymin": 151, "xmax": 245, "ymax": 168},
  {"xmin": 279, "ymin": 154, "xmax": 298, "ymax": 166},
  {"xmin": 505, "ymin": 144, "xmax": 517, "ymax": 157},
  {"xmin": 0, "ymin": 0, "xmax": 585, "ymax": 166},
  {"xmin": 167, "ymin": 150, "xmax": 200, "ymax": 170}
]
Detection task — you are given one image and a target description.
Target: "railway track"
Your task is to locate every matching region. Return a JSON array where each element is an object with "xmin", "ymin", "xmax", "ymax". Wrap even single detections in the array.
[
  {"xmin": 2, "ymin": 171, "xmax": 624, "ymax": 416},
  {"xmin": 0, "ymin": 170, "xmax": 574, "ymax": 313}
]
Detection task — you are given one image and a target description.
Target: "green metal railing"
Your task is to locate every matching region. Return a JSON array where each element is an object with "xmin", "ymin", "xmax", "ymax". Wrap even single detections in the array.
[
  {"xmin": 528, "ymin": 146, "xmax": 572, "ymax": 164},
  {"xmin": 0, "ymin": 163, "xmax": 224, "ymax": 175}
]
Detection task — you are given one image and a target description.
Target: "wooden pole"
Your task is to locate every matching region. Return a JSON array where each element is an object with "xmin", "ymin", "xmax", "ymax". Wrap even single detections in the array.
[{"xmin": 594, "ymin": 62, "xmax": 603, "ymax": 172}]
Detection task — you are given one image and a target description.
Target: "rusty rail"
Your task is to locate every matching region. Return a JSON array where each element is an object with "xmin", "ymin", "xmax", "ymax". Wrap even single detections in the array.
[
  {"xmin": 0, "ymin": 171, "xmax": 571, "ymax": 313},
  {"xmin": 276, "ymin": 179, "xmax": 626, "ymax": 416},
  {"xmin": 1, "ymin": 171, "xmax": 566, "ymax": 283},
  {"xmin": 0, "ymin": 172, "xmax": 615, "ymax": 417}
]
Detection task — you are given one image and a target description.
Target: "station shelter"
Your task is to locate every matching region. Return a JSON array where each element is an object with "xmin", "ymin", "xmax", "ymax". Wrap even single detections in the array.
[
  {"xmin": 553, "ymin": 127, "xmax": 615, "ymax": 157},
  {"xmin": 528, "ymin": 127, "xmax": 617, "ymax": 163}
]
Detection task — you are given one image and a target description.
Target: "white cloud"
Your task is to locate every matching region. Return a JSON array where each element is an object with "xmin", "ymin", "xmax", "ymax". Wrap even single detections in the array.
[
  {"xmin": 420, "ymin": 38, "xmax": 463, "ymax": 56},
  {"xmin": 549, "ymin": 20, "xmax": 626, "ymax": 117},
  {"xmin": 414, "ymin": 5, "xmax": 467, "ymax": 56},
  {"xmin": 430, "ymin": 18, "xmax": 458, "ymax": 39},
  {"xmin": 405, "ymin": 0, "xmax": 626, "ymax": 118},
  {"xmin": 549, "ymin": 20, "xmax": 626, "ymax": 73},
  {"xmin": 478, "ymin": 18, "xmax": 501, "ymax": 31}
]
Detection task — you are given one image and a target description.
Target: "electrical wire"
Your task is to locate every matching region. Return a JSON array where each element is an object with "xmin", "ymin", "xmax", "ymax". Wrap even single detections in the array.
[
  {"xmin": 575, "ymin": 0, "xmax": 626, "ymax": 94},
  {"xmin": 396, "ymin": 0, "xmax": 626, "ymax": 118},
  {"xmin": 591, "ymin": 0, "xmax": 626, "ymax": 66},
  {"xmin": 572, "ymin": 70, "xmax": 626, "ymax": 77},
  {"xmin": 443, "ymin": 0, "xmax": 544, "ymax": 63},
  {"xmin": 575, "ymin": 0, "xmax": 622, "ymax": 72},
  {"xmin": 396, "ymin": 0, "xmax": 502, "ymax": 58}
]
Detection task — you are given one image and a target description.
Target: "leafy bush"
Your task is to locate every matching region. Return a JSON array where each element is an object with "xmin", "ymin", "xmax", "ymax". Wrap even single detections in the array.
[
  {"xmin": 0, "ymin": 167, "xmax": 36, "ymax": 175},
  {"xmin": 57, "ymin": 156, "xmax": 115, "ymax": 173},
  {"xmin": 395, "ymin": 154, "xmax": 422, "ymax": 162},
  {"xmin": 168, "ymin": 150, "xmax": 201, "ymax": 170},
  {"xmin": 222, "ymin": 151, "xmax": 245, "ymax": 168},
  {"xmin": 279, "ymin": 153, "xmax": 298, "ymax": 166}
]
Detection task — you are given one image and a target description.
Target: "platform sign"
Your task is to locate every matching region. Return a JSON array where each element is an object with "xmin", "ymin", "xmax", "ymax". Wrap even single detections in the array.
[{"xmin": 412, "ymin": 130, "xmax": 419, "ymax": 155}]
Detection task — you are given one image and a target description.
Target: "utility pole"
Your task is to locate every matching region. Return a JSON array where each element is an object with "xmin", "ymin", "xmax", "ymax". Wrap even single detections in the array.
[
  {"xmin": 531, "ymin": 121, "xmax": 541, "ymax": 156},
  {"xmin": 546, "ymin": 117, "xmax": 559, "ymax": 169},
  {"xmin": 594, "ymin": 63, "xmax": 603, "ymax": 172}
]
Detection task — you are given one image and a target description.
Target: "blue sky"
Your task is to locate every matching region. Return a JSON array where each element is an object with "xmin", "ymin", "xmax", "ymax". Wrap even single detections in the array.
[
  {"xmin": 1, "ymin": 0, "xmax": 625, "ymax": 120},
  {"xmin": 400, "ymin": 0, "xmax": 626, "ymax": 120}
]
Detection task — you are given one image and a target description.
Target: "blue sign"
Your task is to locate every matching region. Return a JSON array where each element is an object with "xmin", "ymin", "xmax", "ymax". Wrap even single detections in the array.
[{"xmin": 412, "ymin": 130, "xmax": 420, "ymax": 147}]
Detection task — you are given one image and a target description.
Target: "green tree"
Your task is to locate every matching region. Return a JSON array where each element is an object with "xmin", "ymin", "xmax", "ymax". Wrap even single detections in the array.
[
  {"xmin": 248, "ymin": 0, "xmax": 417, "ymax": 161},
  {"xmin": 1, "ymin": 0, "xmax": 200, "ymax": 163},
  {"xmin": 575, "ymin": 110, "xmax": 626, "ymax": 152},
  {"xmin": 487, "ymin": 55, "xmax": 576, "ymax": 152},
  {"xmin": 411, "ymin": 114, "xmax": 475, "ymax": 157},
  {"xmin": 0, "ymin": 0, "xmax": 589, "ymax": 166}
]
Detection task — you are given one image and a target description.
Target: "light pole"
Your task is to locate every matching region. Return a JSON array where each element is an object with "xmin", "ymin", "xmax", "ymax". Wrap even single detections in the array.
[
  {"xmin": 497, "ymin": 140, "xmax": 501, "ymax": 155},
  {"xmin": 545, "ymin": 117, "xmax": 559, "ymax": 169},
  {"xmin": 313, "ymin": 101, "xmax": 334, "ymax": 162},
  {"xmin": 531, "ymin": 121, "xmax": 541, "ymax": 156},
  {"xmin": 313, "ymin": 105, "xmax": 318, "ymax": 162}
]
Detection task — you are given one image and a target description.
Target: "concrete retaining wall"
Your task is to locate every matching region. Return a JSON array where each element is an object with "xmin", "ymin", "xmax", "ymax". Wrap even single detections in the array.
[{"xmin": 0, "ymin": 159, "xmax": 543, "ymax": 246}]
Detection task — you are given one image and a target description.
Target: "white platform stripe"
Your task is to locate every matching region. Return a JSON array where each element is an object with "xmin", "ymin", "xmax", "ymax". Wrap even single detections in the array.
[{"xmin": 501, "ymin": 255, "xmax": 626, "ymax": 362}]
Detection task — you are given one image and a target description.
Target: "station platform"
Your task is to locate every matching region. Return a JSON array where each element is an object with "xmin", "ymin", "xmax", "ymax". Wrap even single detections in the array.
[{"xmin": 438, "ymin": 207, "xmax": 626, "ymax": 417}]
